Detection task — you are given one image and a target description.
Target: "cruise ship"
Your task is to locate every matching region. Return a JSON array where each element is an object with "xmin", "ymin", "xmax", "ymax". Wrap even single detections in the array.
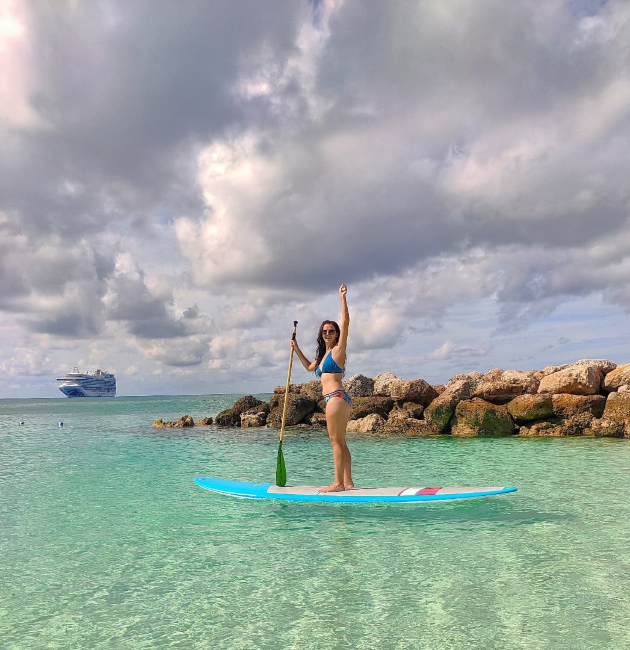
[{"xmin": 57, "ymin": 367, "xmax": 116, "ymax": 397}]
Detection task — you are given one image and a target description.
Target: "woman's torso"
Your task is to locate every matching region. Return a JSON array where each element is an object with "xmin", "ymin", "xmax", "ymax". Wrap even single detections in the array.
[{"xmin": 317, "ymin": 348, "xmax": 345, "ymax": 393}]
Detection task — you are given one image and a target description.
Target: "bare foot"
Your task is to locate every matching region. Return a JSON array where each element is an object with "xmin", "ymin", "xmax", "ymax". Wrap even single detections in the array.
[
  {"xmin": 344, "ymin": 482, "xmax": 354, "ymax": 489},
  {"xmin": 319, "ymin": 483, "xmax": 346, "ymax": 493}
]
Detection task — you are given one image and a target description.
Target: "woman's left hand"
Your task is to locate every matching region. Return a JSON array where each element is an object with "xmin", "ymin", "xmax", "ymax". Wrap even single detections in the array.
[{"xmin": 339, "ymin": 283, "xmax": 347, "ymax": 298}]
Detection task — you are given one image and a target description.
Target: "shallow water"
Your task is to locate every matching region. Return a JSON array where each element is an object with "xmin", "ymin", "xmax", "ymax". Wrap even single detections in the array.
[{"xmin": 1, "ymin": 396, "xmax": 630, "ymax": 649}]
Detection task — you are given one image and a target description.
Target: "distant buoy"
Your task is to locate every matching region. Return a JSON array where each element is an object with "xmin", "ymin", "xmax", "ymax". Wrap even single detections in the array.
[
  {"xmin": 59, "ymin": 422, "xmax": 63, "ymax": 427},
  {"xmin": 19, "ymin": 421, "xmax": 24, "ymax": 425}
]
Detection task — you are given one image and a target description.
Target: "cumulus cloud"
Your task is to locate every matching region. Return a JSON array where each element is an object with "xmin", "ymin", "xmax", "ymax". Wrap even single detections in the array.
[{"xmin": 428, "ymin": 340, "xmax": 491, "ymax": 361}]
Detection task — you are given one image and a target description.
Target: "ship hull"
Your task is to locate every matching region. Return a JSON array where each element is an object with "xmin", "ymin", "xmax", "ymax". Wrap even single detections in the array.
[{"xmin": 58, "ymin": 383, "xmax": 116, "ymax": 397}]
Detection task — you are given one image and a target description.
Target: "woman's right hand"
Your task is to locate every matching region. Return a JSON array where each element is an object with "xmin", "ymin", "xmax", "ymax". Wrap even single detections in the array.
[{"xmin": 290, "ymin": 339, "xmax": 298, "ymax": 350}]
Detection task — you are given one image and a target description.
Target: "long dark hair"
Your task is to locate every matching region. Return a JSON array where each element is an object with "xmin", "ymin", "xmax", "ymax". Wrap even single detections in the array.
[{"xmin": 314, "ymin": 320, "xmax": 341, "ymax": 369}]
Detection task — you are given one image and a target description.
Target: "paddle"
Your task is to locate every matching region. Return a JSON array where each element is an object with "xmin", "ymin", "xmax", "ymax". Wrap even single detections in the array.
[{"xmin": 276, "ymin": 320, "xmax": 298, "ymax": 487}]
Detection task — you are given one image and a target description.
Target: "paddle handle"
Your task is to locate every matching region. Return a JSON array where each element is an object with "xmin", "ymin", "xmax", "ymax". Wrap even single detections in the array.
[{"xmin": 279, "ymin": 321, "xmax": 298, "ymax": 442}]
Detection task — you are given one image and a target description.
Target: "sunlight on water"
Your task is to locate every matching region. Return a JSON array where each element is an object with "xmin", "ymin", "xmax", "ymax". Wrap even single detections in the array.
[{"xmin": 2, "ymin": 396, "xmax": 630, "ymax": 649}]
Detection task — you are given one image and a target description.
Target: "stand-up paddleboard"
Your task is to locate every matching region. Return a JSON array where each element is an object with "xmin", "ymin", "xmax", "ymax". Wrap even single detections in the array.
[{"xmin": 194, "ymin": 477, "xmax": 516, "ymax": 504}]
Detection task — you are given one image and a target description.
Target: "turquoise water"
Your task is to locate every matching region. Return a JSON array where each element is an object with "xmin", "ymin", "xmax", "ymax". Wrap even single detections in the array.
[{"xmin": 2, "ymin": 395, "xmax": 630, "ymax": 649}]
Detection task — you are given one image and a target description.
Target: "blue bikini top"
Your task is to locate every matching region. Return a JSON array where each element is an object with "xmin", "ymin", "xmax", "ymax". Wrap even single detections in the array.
[{"xmin": 315, "ymin": 350, "xmax": 345, "ymax": 377}]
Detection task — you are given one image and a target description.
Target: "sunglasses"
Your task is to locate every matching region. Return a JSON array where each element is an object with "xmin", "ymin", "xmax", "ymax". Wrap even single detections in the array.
[{"xmin": 322, "ymin": 329, "xmax": 337, "ymax": 335}]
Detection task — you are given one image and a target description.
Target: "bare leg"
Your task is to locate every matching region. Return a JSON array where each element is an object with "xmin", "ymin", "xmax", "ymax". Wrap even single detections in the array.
[{"xmin": 319, "ymin": 396, "xmax": 353, "ymax": 492}]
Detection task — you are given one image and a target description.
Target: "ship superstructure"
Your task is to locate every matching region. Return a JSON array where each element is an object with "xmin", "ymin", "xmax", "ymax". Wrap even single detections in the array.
[{"xmin": 57, "ymin": 367, "xmax": 116, "ymax": 397}]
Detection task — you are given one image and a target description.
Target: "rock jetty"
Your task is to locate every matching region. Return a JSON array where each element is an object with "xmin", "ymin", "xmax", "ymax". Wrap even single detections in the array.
[{"xmin": 155, "ymin": 358, "xmax": 630, "ymax": 437}]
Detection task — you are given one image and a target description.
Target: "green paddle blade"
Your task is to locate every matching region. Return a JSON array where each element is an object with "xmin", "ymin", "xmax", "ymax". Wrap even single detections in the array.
[{"xmin": 276, "ymin": 441, "xmax": 286, "ymax": 487}]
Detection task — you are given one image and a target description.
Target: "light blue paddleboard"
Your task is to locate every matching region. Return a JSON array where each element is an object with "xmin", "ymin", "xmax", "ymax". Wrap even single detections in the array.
[{"xmin": 194, "ymin": 477, "xmax": 516, "ymax": 504}]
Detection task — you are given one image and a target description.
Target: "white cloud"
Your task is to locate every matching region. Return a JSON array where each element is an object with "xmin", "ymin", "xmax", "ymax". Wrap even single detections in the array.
[
  {"xmin": 0, "ymin": 0, "xmax": 42, "ymax": 128},
  {"xmin": 428, "ymin": 340, "xmax": 491, "ymax": 361}
]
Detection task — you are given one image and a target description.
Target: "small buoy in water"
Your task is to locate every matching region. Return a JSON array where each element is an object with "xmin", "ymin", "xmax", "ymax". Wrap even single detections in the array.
[
  {"xmin": 59, "ymin": 422, "xmax": 63, "ymax": 427},
  {"xmin": 19, "ymin": 421, "xmax": 24, "ymax": 425}
]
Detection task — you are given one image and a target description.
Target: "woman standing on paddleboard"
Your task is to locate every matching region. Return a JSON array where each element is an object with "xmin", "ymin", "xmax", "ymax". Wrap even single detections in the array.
[{"xmin": 291, "ymin": 284, "xmax": 353, "ymax": 492}]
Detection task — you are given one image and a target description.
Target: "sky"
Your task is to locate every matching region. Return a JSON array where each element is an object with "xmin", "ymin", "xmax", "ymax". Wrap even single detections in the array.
[{"xmin": 2, "ymin": 0, "xmax": 630, "ymax": 398}]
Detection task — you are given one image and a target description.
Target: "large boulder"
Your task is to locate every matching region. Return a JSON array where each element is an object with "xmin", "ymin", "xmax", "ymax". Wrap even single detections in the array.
[
  {"xmin": 390, "ymin": 378, "xmax": 438, "ymax": 406},
  {"xmin": 507, "ymin": 395, "xmax": 553, "ymax": 423},
  {"xmin": 451, "ymin": 399, "xmax": 515, "ymax": 437},
  {"xmin": 241, "ymin": 412, "xmax": 267, "ymax": 428},
  {"xmin": 305, "ymin": 412, "xmax": 327, "ymax": 428},
  {"xmin": 267, "ymin": 395, "xmax": 317, "ymax": 427},
  {"xmin": 551, "ymin": 394, "xmax": 606, "ymax": 419},
  {"xmin": 424, "ymin": 379, "xmax": 471, "ymax": 432},
  {"xmin": 389, "ymin": 402, "xmax": 426, "ymax": 419},
  {"xmin": 541, "ymin": 364, "xmax": 569, "ymax": 377},
  {"xmin": 447, "ymin": 371, "xmax": 484, "ymax": 393},
  {"xmin": 240, "ymin": 403, "xmax": 270, "ymax": 428},
  {"xmin": 587, "ymin": 418, "xmax": 625, "ymax": 438},
  {"xmin": 349, "ymin": 397, "xmax": 394, "ymax": 420},
  {"xmin": 519, "ymin": 414, "xmax": 594, "ymax": 437},
  {"xmin": 599, "ymin": 392, "xmax": 630, "ymax": 435},
  {"xmin": 344, "ymin": 374, "xmax": 375, "ymax": 398},
  {"xmin": 273, "ymin": 383, "xmax": 301, "ymax": 394},
  {"xmin": 373, "ymin": 372, "xmax": 399, "ymax": 397},
  {"xmin": 299, "ymin": 380, "xmax": 323, "ymax": 401},
  {"xmin": 537, "ymin": 366, "xmax": 602, "ymax": 396},
  {"xmin": 215, "ymin": 395, "xmax": 263, "ymax": 427},
  {"xmin": 518, "ymin": 422, "xmax": 559, "ymax": 437},
  {"xmin": 604, "ymin": 363, "xmax": 630, "ymax": 392},
  {"xmin": 570, "ymin": 359, "xmax": 616, "ymax": 375},
  {"xmin": 383, "ymin": 417, "xmax": 440, "ymax": 436},
  {"xmin": 472, "ymin": 369, "xmax": 539, "ymax": 404},
  {"xmin": 346, "ymin": 414, "xmax": 386, "ymax": 433}
]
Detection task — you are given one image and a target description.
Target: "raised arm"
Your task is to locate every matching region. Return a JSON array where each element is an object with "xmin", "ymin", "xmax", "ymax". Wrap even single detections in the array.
[
  {"xmin": 337, "ymin": 283, "xmax": 349, "ymax": 356},
  {"xmin": 291, "ymin": 339, "xmax": 317, "ymax": 372}
]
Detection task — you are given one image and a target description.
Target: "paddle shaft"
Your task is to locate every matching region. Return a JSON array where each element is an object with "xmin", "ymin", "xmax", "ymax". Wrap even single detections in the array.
[{"xmin": 279, "ymin": 322, "xmax": 298, "ymax": 442}]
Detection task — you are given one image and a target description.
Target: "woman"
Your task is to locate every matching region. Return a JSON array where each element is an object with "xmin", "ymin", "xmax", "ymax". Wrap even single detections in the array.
[{"xmin": 291, "ymin": 284, "xmax": 353, "ymax": 492}]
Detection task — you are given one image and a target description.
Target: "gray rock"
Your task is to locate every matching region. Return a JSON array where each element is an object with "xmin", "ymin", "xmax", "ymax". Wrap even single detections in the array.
[
  {"xmin": 424, "ymin": 379, "xmax": 471, "ymax": 432},
  {"xmin": 451, "ymin": 399, "xmax": 515, "ymax": 437},
  {"xmin": 604, "ymin": 363, "xmax": 630, "ymax": 392},
  {"xmin": 383, "ymin": 417, "xmax": 441, "ymax": 436},
  {"xmin": 507, "ymin": 395, "xmax": 553, "ymax": 423},
  {"xmin": 538, "ymin": 366, "xmax": 602, "ymax": 396},
  {"xmin": 305, "ymin": 412, "xmax": 327, "ymax": 428},
  {"xmin": 215, "ymin": 395, "xmax": 264, "ymax": 427},
  {"xmin": 349, "ymin": 397, "xmax": 394, "ymax": 420},
  {"xmin": 551, "ymin": 394, "xmax": 606, "ymax": 418},
  {"xmin": 472, "ymin": 370, "xmax": 539, "ymax": 404},
  {"xmin": 299, "ymin": 380, "xmax": 323, "ymax": 401},
  {"xmin": 447, "ymin": 372, "xmax": 484, "ymax": 393},
  {"xmin": 345, "ymin": 374, "xmax": 375, "ymax": 398},
  {"xmin": 390, "ymin": 378, "xmax": 438, "ymax": 406},
  {"xmin": 389, "ymin": 402, "xmax": 426, "ymax": 419},
  {"xmin": 241, "ymin": 412, "xmax": 267, "ymax": 428},
  {"xmin": 346, "ymin": 414, "xmax": 386, "ymax": 433},
  {"xmin": 541, "ymin": 364, "xmax": 569, "ymax": 377},
  {"xmin": 373, "ymin": 372, "xmax": 399, "ymax": 397},
  {"xmin": 267, "ymin": 395, "xmax": 317, "ymax": 427}
]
